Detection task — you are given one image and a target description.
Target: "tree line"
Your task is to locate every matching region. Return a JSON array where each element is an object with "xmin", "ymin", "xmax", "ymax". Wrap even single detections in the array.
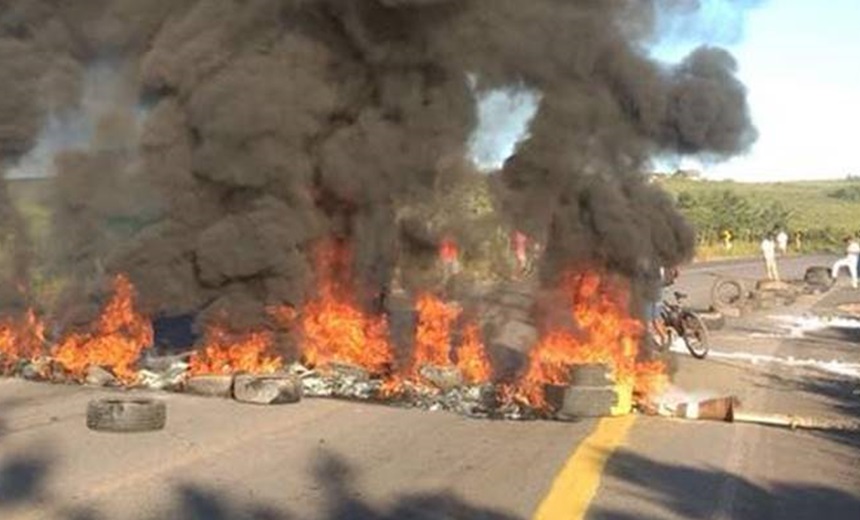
[{"xmin": 675, "ymin": 189, "xmax": 793, "ymax": 244}]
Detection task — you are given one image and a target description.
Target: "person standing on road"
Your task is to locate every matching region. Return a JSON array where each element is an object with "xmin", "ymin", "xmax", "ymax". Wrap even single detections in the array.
[
  {"xmin": 776, "ymin": 230, "xmax": 789, "ymax": 255},
  {"xmin": 439, "ymin": 235, "xmax": 461, "ymax": 281},
  {"xmin": 511, "ymin": 230, "xmax": 529, "ymax": 278},
  {"xmin": 761, "ymin": 234, "xmax": 779, "ymax": 281},
  {"xmin": 831, "ymin": 236, "xmax": 860, "ymax": 289},
  {"xmin": 639, "ymin": 259, "xmax": 671, "ymax": 345},
  {"xmin": 721, "ymin": 229, "xmax": 733, "ymax": 251}
]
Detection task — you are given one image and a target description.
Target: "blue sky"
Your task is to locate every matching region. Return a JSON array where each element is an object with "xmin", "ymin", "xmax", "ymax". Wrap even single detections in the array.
[
  {"xmin": 470, "ymin": 0, "xmax": 860, "ymax": 182},
  {"xmin": 653, "ymin": 0, "xmax": 860, "ymax": 182}
]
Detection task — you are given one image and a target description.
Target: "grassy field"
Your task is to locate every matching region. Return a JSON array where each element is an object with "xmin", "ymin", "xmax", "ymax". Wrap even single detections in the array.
[
  {"xmin": 658, "ymin": 177, "xmax": 860, "ymax": 235},
  {"xmin": 4, "ymin": 175, "xmax": 860, "ymax": 273},
  {"xmin": 656, "ymin": 176, "xmax": 860, "ymax": 258}
]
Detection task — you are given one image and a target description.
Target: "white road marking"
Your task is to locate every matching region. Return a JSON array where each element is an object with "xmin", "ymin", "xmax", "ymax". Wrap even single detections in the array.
[{"xmin": 670, "ymin": 341, "xmax": 860, "ymax": 378}]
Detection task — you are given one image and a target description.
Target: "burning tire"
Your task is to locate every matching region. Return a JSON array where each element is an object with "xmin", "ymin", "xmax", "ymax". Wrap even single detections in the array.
[
  {"xmin": 711, "ymin": 278, "xmax": 746, "ymax": 311},
  {"xmin": 86, "ymin": 398, "xmax": 166, "ymax": 433}
]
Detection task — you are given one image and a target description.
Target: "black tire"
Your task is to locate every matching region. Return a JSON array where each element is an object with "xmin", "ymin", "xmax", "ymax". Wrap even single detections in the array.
[
  {"xmin": 679, "ymin": 311, "xmax": 709, "ymax": 359},
  {"xmin": 711, "ymin": 278, "xmax": 745, "ymax": 311},
  {"xmin": 86, "ymin": 398, "xmax": 166, "ymax": 433},
  {"xmin": 804, "ymin": 266, "xmax": 834, "ymax": 289}
]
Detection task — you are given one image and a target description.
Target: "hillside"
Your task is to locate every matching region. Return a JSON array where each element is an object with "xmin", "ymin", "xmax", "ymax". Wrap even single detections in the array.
[{"xmin": 658, "ymin": 177, "xmax": 860, "ymax": 236}]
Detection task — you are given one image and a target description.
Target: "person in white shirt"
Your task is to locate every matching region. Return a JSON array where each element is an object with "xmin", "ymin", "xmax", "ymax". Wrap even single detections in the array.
[
  {"xmin": 776, "ymin": 230, "xmax": 788, "ymax": 255},
  {"xmin": 760, "ymin": 235, "xmax": 779, "ymax": 281},
  {"xmin": 831, "ymin": 237, "xmax": 860, "ymax": 289}
]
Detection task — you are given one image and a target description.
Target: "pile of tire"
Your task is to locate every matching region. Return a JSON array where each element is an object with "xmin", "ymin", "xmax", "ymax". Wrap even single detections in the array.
[
  {"xmin": 803, "ymin": 266, "xmax": 835, "ymax": 293},
  {"xmin": 752, "ymin": 280, "xmax": 801, "ymax": 309}
]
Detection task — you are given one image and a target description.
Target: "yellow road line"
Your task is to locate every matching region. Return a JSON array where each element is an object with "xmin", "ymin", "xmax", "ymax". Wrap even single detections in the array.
[{"xmin": 533, "ymin": 415, "xmax": 636, "ymax": 520}]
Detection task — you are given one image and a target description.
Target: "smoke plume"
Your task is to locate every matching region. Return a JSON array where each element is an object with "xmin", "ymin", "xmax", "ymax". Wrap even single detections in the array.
[{"xmin": 0, "ymin": 0, "xmax": 756, "ymax": 328}]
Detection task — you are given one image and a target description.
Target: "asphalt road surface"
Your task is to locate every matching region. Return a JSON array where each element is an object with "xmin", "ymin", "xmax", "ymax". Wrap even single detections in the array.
[
  {"xmin": 675, "ymin": 253, "xmax": 838, "ymax": 310},
  {"xmin": 2, "ymin": 255, "xmax": 859, "ymax": 519}
]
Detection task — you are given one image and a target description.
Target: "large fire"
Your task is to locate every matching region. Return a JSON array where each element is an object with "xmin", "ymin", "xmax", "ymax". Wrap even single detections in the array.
[
  {"xmin": 188, "ymin": 324, "xmax": 283, "ymax": 375},
  {"xmin": 1, "ymin": 241, "xmax": 666, "ymax": 417},
  {"xmin": 512, "ymin": 271, "xmax": 667, "ymax": 411},
  {"xmin": 0, "ymin": 309, "xmax": 46, "ymax": 372},
  {"xmin": 52, "ymin": 274, "xmax": 153, "ymax": 384},
  {"xmin": 455, "ymin": 323, "xmax": 492, "ymax": 384},
  {"xmin": 412, "ymin": 294, "xmax": 460, "ymax": 373},
  {"xmin": 408, "ymin": 294, "xmax": 492, "ymax": 385},
  {"xmin": 298, "ymin": 241, "xmax": 394, "ymax": 375}
]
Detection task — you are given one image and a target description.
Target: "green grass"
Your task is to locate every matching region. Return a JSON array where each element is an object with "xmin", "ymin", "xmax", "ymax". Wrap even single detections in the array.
[
  {"xmin": 5, "ymin": 175, "xmax": 858, "ymax": 280},
  {"xmin": 657, "ymin": 177, "xmax": 860, "ymax": 238},
  {"xmin": 694, "ymin": 241, "xmax": 762, "ymax": 261}
]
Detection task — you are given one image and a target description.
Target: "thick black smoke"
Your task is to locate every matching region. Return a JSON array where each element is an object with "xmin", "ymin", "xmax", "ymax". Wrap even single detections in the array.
[{"xmin": 0, "ymin": 0, "xmax": 756, "ymax": 328}]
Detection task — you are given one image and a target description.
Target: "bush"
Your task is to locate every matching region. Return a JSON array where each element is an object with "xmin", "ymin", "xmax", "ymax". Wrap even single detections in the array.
[
  {"xmin": 676, "ymin": 189, "xmax": 792, "ymax": 245},
  {"xmin": 827, "ymin": 185, "xmax": 860, "ymax": 202}
]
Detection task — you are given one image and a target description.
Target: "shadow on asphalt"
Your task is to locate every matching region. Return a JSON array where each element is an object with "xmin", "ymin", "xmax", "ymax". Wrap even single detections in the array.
[
  {"xmin": 0, "ymin": 447, "xmax": 520, "ymax": 520},
  {"xmin": 803, "ymin": 326, "xmax": 860, "ymax": 343},
  {"xmin": 590, "ymin": 449, "xmax": 860, "ymax": 520},
  {"xmin": 0, "ymin": 449, "xmax": 52, "ymax": 506},
  {"xmin": 755, "ymin": 371, "xmax": 860, "ymax": 450}
]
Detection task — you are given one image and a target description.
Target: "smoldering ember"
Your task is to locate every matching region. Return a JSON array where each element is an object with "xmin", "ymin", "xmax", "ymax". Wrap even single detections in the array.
[{"xmin": 0, "ymin": 1, "xmax": 754, "ymax": 420}]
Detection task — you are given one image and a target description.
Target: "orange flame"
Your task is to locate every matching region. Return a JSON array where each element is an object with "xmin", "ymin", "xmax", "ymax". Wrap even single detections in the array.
[
  {"xmin": 456, "ymin": 322, "xmax": 492, "ymax": 384},
  {"xmin": 0, "ymin": 309, "xmax": 46, "ymax": 371},
  {"xmin": 189, "ymin": 324, "xmax": 282, "ymax": 375},
  {"xmin": 268, "ymin": 305, "xmax": 298, "ymax": 330},
  {"xmin": 439, "ymin": 237, "xmax": 459, "ymax": 263},
  {"xmin": 515, "ymin": 271, "xmax": 665, "ymax": 409},
  {"xmin": 299, "ymin": 241, "xmax": 394, "ymax": 375},
  {"xmin": 412, "ymin": 293, "xmax": 459, "ymax": 373},
  {"xmin": 52, "ymin": 274, "xmax": 153, "ymax": 384},
  {"xmin": 633, "ymin": 359, "xmax": 669, "ymax": 398}
]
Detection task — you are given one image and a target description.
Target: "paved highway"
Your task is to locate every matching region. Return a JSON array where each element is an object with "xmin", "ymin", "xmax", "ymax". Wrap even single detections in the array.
[{"xmin": 1, "ymin": 255, "xmax": 859, "ymax": 519}]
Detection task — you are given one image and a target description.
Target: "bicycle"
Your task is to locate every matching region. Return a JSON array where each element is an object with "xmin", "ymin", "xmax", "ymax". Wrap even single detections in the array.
[{"xmin": 651, "ymin": 291, "xmax": 710, "ymax": 359}]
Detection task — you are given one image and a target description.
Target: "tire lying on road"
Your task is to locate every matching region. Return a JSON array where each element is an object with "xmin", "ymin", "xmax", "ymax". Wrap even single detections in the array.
[
  {"xmin": 710, "ymin": 278, "xmax": 746, "ymax": 311},
  {"xmin": 86, "ymin": 398, "xmax": 166, "ymax": 433},
  {"xmin": 233, "ymin": 373, "xmax": 303, "ymax": 404},
  {"xmin": 804, "ymin": 266, "xmax": 834, "ymax": 291},
  {"xmin": 755, "ymin": 280, "xmax": 799, "ymax": 306}
]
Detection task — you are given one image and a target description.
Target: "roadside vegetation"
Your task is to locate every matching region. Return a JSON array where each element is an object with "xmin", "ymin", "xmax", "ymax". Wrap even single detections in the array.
[
  {"xmin": 5, "ymin": 172, "xmax": 860, "ymax": 299},
  {"xmin": 656, "ymin": 173, "xmax": 860, "ymax": 260}
]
